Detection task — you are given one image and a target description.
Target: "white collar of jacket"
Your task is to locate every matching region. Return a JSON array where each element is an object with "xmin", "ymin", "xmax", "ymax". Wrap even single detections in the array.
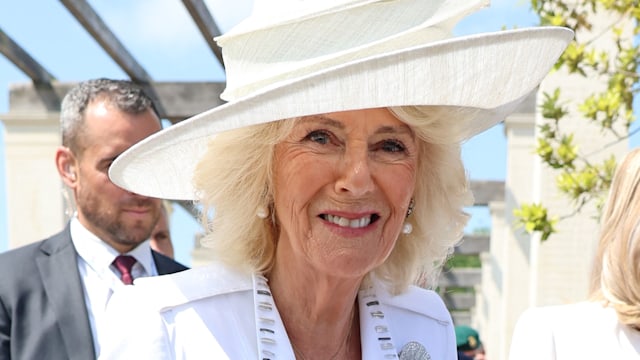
[{"xmin": 133, "ymin": 260, "xmax": 452, "ymax": 324}]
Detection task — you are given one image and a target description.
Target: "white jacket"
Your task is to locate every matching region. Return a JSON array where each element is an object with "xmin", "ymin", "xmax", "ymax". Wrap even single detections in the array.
[
  {"xmin": 99, "ymin": 262, "xmax": 457, "ymax": 359},
  {"xmin": 509, "ymin": 302, "xmax": 640, "ymax": 359}
]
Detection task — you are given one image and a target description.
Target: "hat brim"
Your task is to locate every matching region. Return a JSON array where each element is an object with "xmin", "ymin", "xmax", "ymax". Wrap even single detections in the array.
[{"xmin": 110, "ymin": 26, "xmax": 572, "ymax": 200}]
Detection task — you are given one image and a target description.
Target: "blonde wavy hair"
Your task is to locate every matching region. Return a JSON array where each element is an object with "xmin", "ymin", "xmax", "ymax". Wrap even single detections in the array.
[
  {"xmin": 193, "ymin": 106, "xmax": 474, "ymax": 294},
  {"xmin": 590, "ymin": 148, "xmax": 640, "ymax": 328}
]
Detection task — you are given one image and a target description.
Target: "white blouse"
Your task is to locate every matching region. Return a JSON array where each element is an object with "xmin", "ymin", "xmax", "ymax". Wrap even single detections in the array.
[
  {"xmin": 509, "ymin": 301, "xmax": 640, "ymax": 359},
  {"xmin": 99, "ymin": 262, "xmax": 457, "ymax": 359}
]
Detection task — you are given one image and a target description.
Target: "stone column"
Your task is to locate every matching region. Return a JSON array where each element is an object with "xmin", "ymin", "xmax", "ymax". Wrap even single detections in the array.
[
  {"xmin": 2, "ymin": 111, "xmax": 65, "ymax": 248},
  {"xmin": 478, "ymin": 96, "xmax": 539, "ymax": 360}
]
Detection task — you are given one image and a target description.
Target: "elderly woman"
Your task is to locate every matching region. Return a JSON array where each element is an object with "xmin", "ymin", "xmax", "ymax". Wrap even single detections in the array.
[
  {"xmin": 100, "ymin": 0, "xmax": 572, "ymax": 359},
  {"xmin": 509, "ymin": 148, "xmax": 640, "ymax": 359}
]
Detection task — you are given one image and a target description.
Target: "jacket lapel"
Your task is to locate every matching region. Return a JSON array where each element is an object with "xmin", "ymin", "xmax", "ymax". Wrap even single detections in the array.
[
  {"xmin": 152, "ymin": 250, "xmax": 189, "ymax": 275},
  {"xmin": 36, "ymin": 226, "xmax": 96, "ymax": 360}
]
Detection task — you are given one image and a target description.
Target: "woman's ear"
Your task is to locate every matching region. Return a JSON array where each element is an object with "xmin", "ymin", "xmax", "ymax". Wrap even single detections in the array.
[{"xmin": 55, "ymin": 146, "xmax": 78, "ymax": 187}]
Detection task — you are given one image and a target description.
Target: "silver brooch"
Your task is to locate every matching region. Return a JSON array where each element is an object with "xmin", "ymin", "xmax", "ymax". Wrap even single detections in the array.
[{"xmin": 398, "ymin": 341, "xmax": 431, "ymax": 360}]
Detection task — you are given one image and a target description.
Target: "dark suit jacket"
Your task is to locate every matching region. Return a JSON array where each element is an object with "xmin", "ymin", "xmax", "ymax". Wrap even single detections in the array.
[{"xmin": 0, "ymin": 224, "xmax": 188, "ymax": 360}]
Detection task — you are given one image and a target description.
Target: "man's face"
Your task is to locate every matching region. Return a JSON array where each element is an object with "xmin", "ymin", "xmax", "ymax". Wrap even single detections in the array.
[{"xmin": 73, "ymin": 100, "xmax": 162, "ymax": 253}]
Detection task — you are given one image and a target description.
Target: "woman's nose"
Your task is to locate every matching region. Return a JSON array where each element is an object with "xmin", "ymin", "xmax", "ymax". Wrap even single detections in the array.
[{"xmin": 334, "ymin": 146, "xmax": 375, "ymax": 196}]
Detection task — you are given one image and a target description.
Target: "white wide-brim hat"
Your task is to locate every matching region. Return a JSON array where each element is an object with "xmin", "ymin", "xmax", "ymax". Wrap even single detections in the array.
[{"xmin": 109, "ymin": 0, "xmax": 573, "ymax": 201}]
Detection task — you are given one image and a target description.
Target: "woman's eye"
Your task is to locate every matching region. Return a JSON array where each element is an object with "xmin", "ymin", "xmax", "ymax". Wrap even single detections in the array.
[
  {"xmin": 305, "ymin": 130, "xmax": 331, "ymax": 144},
  {"xmin": 380, "ymin": 139, "xmax": 406, "ymax": 153}
]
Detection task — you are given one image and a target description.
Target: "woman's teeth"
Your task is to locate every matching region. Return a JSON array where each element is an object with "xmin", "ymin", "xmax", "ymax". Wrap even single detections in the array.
[{"xmin": 325, "ymin": 214, "xmax": 371, "ymax": 228}]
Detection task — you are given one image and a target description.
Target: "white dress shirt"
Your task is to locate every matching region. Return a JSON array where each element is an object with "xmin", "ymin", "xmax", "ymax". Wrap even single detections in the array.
[
  {"xmin": 70, "ymin": 216, "xmax": 158, "ymax": 357},
  {"xmin": 509, "ymin": 301, "xmax": 640, "ymax": 359},
  {"xmin": 99, "ymin": 261, "xmax": 457, "ymax": 359}
]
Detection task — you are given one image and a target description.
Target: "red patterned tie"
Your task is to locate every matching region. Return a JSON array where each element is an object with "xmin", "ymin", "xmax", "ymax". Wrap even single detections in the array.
[{"xmin": 113, "ymin": 255, "xmax": 137, "ymax": 285}]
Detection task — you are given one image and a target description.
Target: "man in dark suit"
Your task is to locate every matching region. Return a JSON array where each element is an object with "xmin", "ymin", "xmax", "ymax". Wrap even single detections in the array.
[{"xmin": 0, "ymin": 79, "xmax": 188, "ymax": 360}]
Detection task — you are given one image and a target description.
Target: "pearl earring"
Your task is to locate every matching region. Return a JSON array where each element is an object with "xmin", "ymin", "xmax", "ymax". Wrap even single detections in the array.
[
  {"xmin": 256, "ymin": 206, "xmax": 269, "ymax": 219},
  {"xmin": 402, "ymin": 222, "xmax": 413, "ymax": 235},
  {"xmin": 403, "ymin": 198, "xmax": 415, "ymax": 235}
]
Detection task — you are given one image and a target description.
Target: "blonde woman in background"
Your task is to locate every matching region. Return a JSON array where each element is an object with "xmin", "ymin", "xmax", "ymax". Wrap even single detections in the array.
[{"xmin": 510, "ymin": 148, "xmax": 640, "ymax": 359}]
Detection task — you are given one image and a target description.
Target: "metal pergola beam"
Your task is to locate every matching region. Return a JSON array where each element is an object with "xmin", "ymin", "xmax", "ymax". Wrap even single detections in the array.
[
  {"xmin": 182, "ymin": 0, "xmax": 225, "ymax": 68},
  {"xmin": 0, "ymin": 27, "xmax": 56, "ymax": 84},
  {"xmin": 3, "ymin": 1, "xmax": 228, "ymax": 119},
  {"xmin": 0, "ymin": 27, "xmax": 61, "ymax": 110},
  {"xmin": 59, "ymin": 0, "xmax": 167, "ymax": 118}
]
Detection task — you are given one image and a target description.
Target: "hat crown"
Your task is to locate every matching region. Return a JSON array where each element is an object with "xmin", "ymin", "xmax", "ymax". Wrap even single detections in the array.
[{"xmin": 216, "ymin": 0, "xmax": 489, "ymax": 101}]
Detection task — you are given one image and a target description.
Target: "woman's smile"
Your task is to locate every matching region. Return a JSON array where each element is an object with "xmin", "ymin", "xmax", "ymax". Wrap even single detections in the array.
[{"xmin": 320, "ymin": 213, "xmax": 378, "ymax": 229}]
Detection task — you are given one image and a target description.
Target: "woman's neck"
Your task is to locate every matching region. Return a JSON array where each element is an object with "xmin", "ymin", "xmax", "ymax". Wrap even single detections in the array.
[{"xmin": 267, "ymin": 259, "xmax": 363, "ymax": 359}]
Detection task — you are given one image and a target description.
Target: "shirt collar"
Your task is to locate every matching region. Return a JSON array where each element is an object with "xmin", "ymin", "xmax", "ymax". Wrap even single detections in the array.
[{"xmin": 70, "ymin": 215, "xmax": 155, "ymax": 276}]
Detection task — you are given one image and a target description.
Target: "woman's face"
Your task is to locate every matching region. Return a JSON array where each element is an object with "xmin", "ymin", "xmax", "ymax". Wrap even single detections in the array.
[{"xmin": 273, "ymin": 108, "xmax": 418, "ymax": 278}]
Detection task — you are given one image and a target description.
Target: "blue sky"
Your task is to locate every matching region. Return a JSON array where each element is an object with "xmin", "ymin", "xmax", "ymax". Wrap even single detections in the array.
[{"xmin": 0, "ymin": 0, "xmax": 546, "ymax": 266}]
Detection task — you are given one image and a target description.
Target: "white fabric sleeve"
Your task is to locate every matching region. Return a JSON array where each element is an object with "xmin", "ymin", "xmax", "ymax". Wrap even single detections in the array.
[{"xmin": 508, "ymin": 307, "xmax": 557, "ymax": 360}]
